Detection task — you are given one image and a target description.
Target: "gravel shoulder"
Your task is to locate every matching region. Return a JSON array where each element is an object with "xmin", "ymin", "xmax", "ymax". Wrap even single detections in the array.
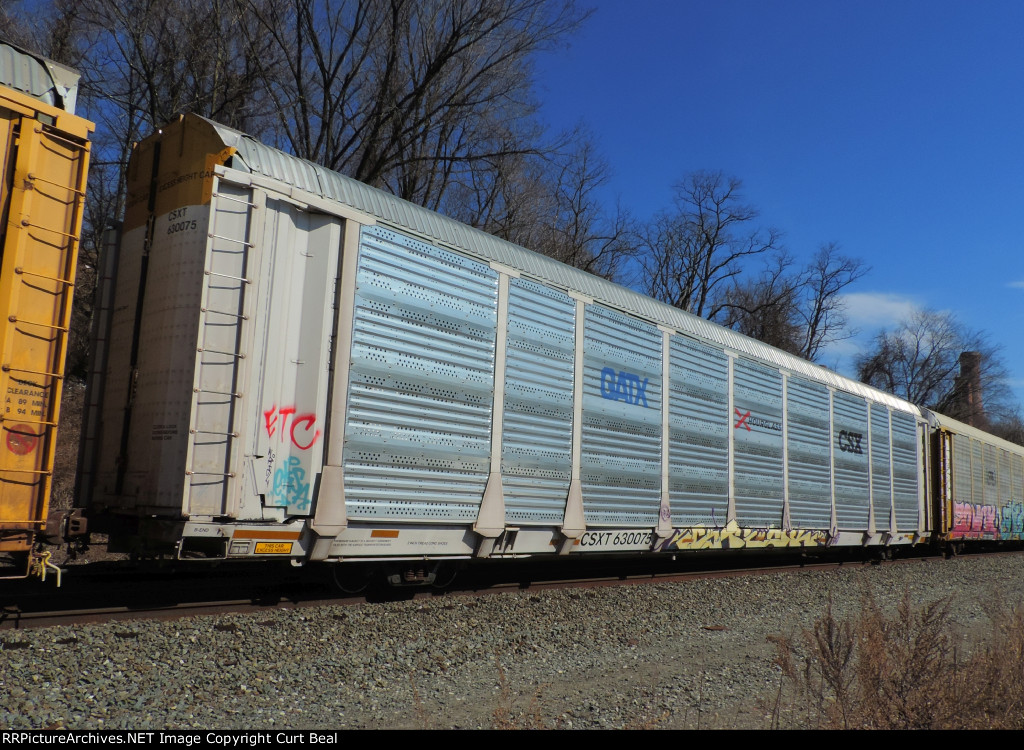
[{"xmin": 1, "ymin": 554, "xmax": 1020, "ymax": 730}]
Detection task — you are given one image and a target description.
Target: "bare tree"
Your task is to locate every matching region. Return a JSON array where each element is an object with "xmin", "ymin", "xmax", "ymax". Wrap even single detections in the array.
[
  {"xmin": 238, "ymin": 0, "xmax": 587, "ymax": 210},
  {"xmin": 856, "ymin": 308, "xmax": 1013, "ymax": 425},
  {"xmin": 718, "ymin": 243, "xmax": 868, "ymax": 361},
  {"xmin": 451, "ymin": 130, "xmax": 633, "ymax": 279},
  {"xmin": 639, "ymin": 171, "xmax": 782, "ymax": 318},
  {"xmin": 716, "ymin": 251, "xmax": 804, "ymax": 353}
]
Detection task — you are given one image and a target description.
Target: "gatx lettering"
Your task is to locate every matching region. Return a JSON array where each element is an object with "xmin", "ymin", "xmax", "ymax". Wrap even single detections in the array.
[
  {"xmin": 600, "ymin": 367, "xmax": 649, "ymax": 407},
  {"xmin": 838, "ymin": 430, "xmax": 863, "ymax": 455}
]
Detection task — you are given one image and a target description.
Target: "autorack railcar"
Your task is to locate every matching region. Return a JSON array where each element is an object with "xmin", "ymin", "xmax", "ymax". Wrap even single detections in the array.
[{"xmin": 77, "ymin": 112, "xmax": 1001, "ymax": 587}]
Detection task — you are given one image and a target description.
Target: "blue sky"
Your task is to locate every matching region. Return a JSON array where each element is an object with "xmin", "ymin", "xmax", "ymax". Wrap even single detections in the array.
[{"xmin": 534, "ymin": 0, "xmax": 1024, "ymax": 407}]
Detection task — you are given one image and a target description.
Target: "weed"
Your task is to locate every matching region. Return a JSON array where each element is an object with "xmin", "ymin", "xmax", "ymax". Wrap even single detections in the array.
[{"xmin": 770, "ymin": 592, "xmax": 1024, "ymax": 729}]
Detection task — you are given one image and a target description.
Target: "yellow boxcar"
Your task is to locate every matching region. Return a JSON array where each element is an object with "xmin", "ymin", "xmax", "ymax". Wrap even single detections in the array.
[{"xmin": 0, "ymin": 47, "xmax": 91, "ymax": 582}]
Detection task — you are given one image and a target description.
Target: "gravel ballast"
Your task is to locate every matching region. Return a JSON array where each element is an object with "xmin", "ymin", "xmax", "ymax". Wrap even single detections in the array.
[{"xmin": 2, "ymin": 554, "xmax": 1022, "ymax": 730}]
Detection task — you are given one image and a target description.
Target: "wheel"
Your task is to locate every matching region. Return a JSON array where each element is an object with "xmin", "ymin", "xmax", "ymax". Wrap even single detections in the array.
[{"xmin": 331, "ymin": 563, "xmax": 373, "ymax": 594}]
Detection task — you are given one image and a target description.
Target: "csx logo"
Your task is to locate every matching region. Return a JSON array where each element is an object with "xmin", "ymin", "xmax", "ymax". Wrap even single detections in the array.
[
  {"xmin": 600, "ymin": 367, "xmax": 649, "ymax": 407},
  {"xmin": 838, "ymin": 430, "xmax": 863, "ymax": 455}
]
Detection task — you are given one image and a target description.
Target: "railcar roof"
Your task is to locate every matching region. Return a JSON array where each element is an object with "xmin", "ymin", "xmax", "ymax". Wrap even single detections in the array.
[{"xmin": 193, "ymin": 114, "xmax": 919, "ymax": 416}]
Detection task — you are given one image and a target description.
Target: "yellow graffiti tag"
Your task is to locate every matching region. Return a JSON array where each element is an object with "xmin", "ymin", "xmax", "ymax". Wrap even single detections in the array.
[{"xmin": 660, "ymin": 522, "xmax": 832, "ymax": 551}]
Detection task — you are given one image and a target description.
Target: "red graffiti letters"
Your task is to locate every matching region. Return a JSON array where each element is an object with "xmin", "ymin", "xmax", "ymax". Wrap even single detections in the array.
[{"xmin": 263, "ymin": 404, "xmax": 320, "ymax": 450}]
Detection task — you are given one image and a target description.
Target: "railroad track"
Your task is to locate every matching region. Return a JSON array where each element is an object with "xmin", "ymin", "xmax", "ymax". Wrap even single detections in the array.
[{"xmin": 0, "ymin": 549, "xmax": 974, "ymax": 631}]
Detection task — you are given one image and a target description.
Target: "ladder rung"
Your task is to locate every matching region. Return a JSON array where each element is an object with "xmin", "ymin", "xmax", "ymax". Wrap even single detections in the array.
[
  {"xmin": 27, "ymin": 172, "xmax": 86, "ymax": 196},
  {"xmin": 196, "ymin": 348, "xmax": 245, "ymax": 358},
  {"xmin": 8, "ymin": 316, "xmax": 68, "ymax": 331},
  {"xmin": 20, "ymin": 219, "xmax": 80, "ymax": 241},
  {"xmin": 190, "ymin": 429, "xmax": 239, "ymax": 437},
  {"xmin": 2, "ymin": 417, "xmax": 55, "ymax": 427},
  {"xmin": 15, "ymin": 267, "xmax": 74, "ymax": 285},
  {"xmin": 193, "ymin": 388, "xmax": 241, "ymax": 397},
  {"xmin": 205, "ymin": 270, "xmax": 250, "ymax": 283},
  {"xmin": 186, "ymin": 471, "xmax": 236, "ymax": 477},
  {"xmin": 208, "ymin": 233, "xmax": 253, "ymax": 248},
  {"xmin": 35, "ymin": 126, "xmax": 87, "ymax": 149},
  {"xmin": 202, "ymin": 307, "xmax": 248, "ymax": 319},
  {"xmin": 213, "ymin": 192, "xmax": 257, "ymax": 207},
  {"xmin": 0, "ymin": 468, "xmax": 52, "ymax": 475},
  {"xmin": 1, "ymin": 365, "xmax": 61, "ymax": 380}
]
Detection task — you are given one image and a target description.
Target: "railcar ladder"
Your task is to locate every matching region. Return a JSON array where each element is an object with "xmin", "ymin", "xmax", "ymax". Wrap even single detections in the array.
[
  {"xmin": 0, "ymin": 117, "xmax": 89, "ymax": 582},
  {"xmin": 184, "ymin": 188, "xmax": 254, "ymax": 520}
]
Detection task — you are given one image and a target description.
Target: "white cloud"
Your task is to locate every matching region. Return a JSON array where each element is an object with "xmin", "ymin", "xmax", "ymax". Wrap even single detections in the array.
[
  {"xmin": 1008, "ymin": 281, "xmax": 1024, "ymax": 289},
  {"xmin": 839, "ymin": 292, "xmax": 922, "ymax": 330}
]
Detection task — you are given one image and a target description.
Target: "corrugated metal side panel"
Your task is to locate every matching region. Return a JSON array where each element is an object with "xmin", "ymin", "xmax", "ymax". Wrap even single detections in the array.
[
  {"xmin": 972, "ymin": 441, "xmax": 984, "ymax": 506},
  {"xmin": 786, "ymin": 377, "xmax": 832, "ymax": 528},
  {"xmin": 891, "ymin": 411, "xmax": 919, "ymax": 529},
  {"xmin": 732, "ymin": 359, "xmax": 784, "ymax": 527},
  {"xmin": 870, "ymin": 404, "xmax": 892, "ymax": 527},
  {"xmin": 1009, "ymin": 455, "xmax": 1024, "ymax": 537},
  {"xmin": 203, "ymin": 116, "xmax": 920, "ymax": 418},
  {"xmin": 581, "ymin": 305, "xmax": 661, "ymax": 526},
  {"xmin": 983, "ymin": 444, "xmax": 998, "ymax": 507},
  {"xmin": 0, "ymin": 43, "xmax": 79, "ymax": 111},
  {"xmin": 343, "ymin": 226, "xmax": 497, "ymax": 521},
  {"xmin": 667, "ymin": 336, "xmax": 728, "ymax": 526},
  {"xmin": 833, "ymin": 391, "xmax": 870, "ymax": 528},
  {"xmin": 1014, "ymin": 456, "xmax": 1023, "ymax": 512},
  {"xmin": 999, "ymin": 450, "xmax": 1012, "ymax": 508},
  {"xmin": 501, "ymin": 278, "xmax": 575, "ymax": 525},
  {"xmin": 953, "ymin": 433, "xmax": 972, "ymax": 504}
]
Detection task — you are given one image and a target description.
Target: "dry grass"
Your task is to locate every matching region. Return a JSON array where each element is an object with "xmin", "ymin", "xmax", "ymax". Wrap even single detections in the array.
[{"xmin": 770, "ymin": 593, "xmax": 1024, "ymax": 729}]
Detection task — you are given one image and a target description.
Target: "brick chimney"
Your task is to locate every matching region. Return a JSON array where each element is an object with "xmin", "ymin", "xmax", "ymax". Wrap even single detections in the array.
[{"xmin": 954, "ymin": 351, "xmax": 987, "ymax": 428}]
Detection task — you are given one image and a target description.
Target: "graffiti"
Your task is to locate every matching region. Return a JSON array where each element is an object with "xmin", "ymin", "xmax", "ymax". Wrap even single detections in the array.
[
  {"xmin": 951, "ymin": 501, "xmax": 1000, "ymax": 539},
  {"xmin": 657, "ymin": 521, "xmax": 834, "ymax": 551},
  {"xmin": 734, "ymin": 409, "xmax": 750, "ymax": 431},
  {"xmin": 952, "ymin": 500, "xmax": 1024, "ymax": 540},
  {"xmin": 1000, "ymin": 503, "xmax": 1024, "ymax": 537},
  {"xmin": 272, "ymin": 456, "xmax": 311, "ymax": 511},
  {"xmin": 263, "ymin": 405, "xmax": 320, "ymax": 450}
]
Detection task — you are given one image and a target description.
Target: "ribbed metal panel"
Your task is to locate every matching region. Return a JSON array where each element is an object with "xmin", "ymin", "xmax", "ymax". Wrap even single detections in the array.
[
  {"xmin": 1011, "ymin": 454, "xmax": 1019, "ymax": 506},
  {"xmin": 972, "ymin": 441, "xmax": 985, "ymax": 505},
  {"xmin": 984, "ymin": 444, "xmax": 998, "ymax": 507},
  {"xmin": 0, "ymin": 42, "xmax": 80, "ymax": 111},
  {"xmin": 870, "ymin": 404, "xmax": 892, "ymax": 527},
  {"xmin": 833, "ymin": 391, "xmax": 870, "ymax": 528},
  {"xmin": 733, "ymin": 359, "xmax": 784, "ymax": 527},
  {"xmin": 786, "ymin": 377, "xmax": 832, "ymax": 528},
  {"xmin": 200, "ymin": 116, "xmax": 920, "ymax": 419},
  {"xmin": 953, "ymin": 433, "xmax": 972, "ymax": 503},
  {"xmin": 1000, "ymin": 450, "xmax": 1012, "ymax": 506},
  {"xmin": 581, "ymin": 305, "xmax": 661, "ymax": 525},
  {"xmin": 501, "ymin": 278, "xmax": 575, "ymax": 524},
  {"xmin": 891, "ymin": 411, "xmax": 919, "ymax": 529},
  {"xmin": 667, "ymin": 336, "xmax": 729, "ymax": 526},
  {"xmin": 343, "ymin": 226, "xmax": 497, "ymax": 521}
]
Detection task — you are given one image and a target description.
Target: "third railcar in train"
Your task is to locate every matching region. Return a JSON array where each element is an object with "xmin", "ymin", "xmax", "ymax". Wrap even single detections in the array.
[{"xmin": 79, "ymin": 113, "xmax": 1023, "ymax": 584}]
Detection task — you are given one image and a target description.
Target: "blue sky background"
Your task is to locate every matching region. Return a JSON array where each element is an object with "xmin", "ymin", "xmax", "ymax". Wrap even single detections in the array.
[{"xmin": 534, "ymin": 0, "xmax": 1024, "ymax": 407}]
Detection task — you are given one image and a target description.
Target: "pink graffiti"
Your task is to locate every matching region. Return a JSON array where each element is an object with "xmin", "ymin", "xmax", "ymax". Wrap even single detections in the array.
[
  {"xmin": 263, "ymin": 405, "xmax": 320, "ymax": 450},
  {"xmin": 951, "ymin": 501, "xmax": 1000, "ymax": 540}
]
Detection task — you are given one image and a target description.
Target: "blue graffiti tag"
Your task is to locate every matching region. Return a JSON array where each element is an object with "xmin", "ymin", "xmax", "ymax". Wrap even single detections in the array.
[{"xmin": 273, "ymin": 456, "xmax": 311, "ymax": 512}]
